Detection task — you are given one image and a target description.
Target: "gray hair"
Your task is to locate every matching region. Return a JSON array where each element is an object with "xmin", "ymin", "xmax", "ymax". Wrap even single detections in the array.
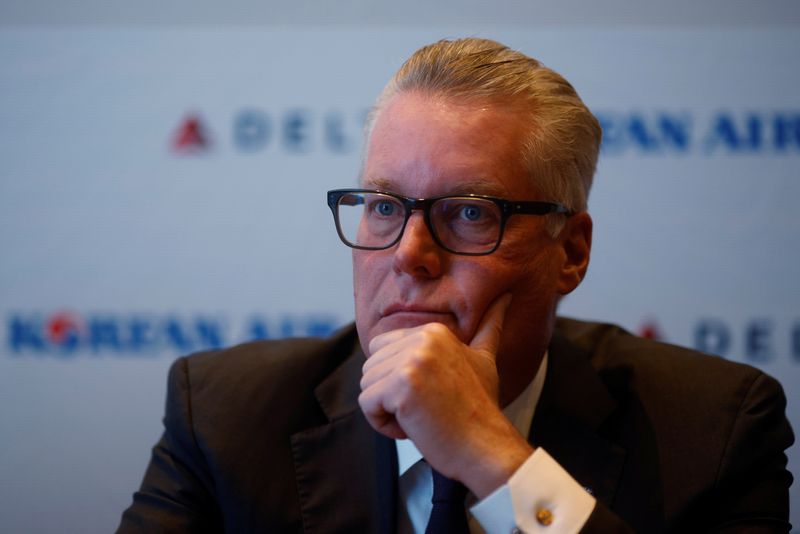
[{"xmin": 363, "ymin": 37, "xmax": 601, "ymax": 217}]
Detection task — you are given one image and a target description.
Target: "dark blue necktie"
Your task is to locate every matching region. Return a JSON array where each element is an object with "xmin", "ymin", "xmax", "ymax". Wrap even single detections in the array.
[{"xmin": 425, "ymin": 468, "xmax": 470, "ymax": 534}]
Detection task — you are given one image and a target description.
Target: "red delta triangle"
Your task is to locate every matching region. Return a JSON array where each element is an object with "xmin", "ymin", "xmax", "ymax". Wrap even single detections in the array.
[
  {"xmin": 638, "ymin": 320, "xmax": 662, "ymax": 341},
  {"xmin": 172, "ymin": 114, "xmax": 210, "ymax": 153}
]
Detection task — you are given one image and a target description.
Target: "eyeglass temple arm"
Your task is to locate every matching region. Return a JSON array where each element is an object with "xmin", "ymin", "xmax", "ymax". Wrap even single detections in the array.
[{"xmin": 511, "ymin": 201, "xmax": 572, "ymax": 216}]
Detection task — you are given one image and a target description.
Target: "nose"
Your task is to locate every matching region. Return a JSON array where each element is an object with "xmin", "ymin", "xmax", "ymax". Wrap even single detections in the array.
[{"xmin": 392, "ymin": 212, "xmax": 444, "ymax": 278}]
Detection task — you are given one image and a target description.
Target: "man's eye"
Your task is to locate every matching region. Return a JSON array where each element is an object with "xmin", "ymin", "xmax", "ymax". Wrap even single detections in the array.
[
  {"xmin": 374, "ymin": 200, "xmax": 396, "ymax": 216},
  {"xmin": 459, "ymin": 204, "xmax": 483, "ymax": 221}
]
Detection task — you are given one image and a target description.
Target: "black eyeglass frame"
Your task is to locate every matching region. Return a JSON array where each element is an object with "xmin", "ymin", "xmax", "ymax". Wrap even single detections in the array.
[{"xmin": 326, "ymin": 188, "xmax": 573, "ymax": 256}]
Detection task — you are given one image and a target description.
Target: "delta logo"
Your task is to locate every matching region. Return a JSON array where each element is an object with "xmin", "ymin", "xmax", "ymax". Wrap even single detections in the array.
[
  {"xmin": 637, "ymin": 318, "xmax": 800, "ymax": 363},
  {"xmin": 7, "ymin": 310, "xmax": 340, "ymax": 357},
  {"xmin": 169, "ymin": 107, "xmax": 369, "ymax": 156},
  {"xmin": 172, "ymin": 113, "xmax": 212, "ymax": 154}
]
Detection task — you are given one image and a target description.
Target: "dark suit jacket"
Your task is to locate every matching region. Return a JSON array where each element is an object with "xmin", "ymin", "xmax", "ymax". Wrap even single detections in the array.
[{"xmin": 118, "ymin": 318, "xmax": 794, "ymax": 533}]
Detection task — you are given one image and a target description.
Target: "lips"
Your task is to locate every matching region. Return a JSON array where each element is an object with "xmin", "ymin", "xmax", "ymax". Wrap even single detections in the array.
[
  {"xmin": 381, "ymin": 303, "xmax": 450, "ymax": 317},
  {"xmin": 378, "ymin": 303, "xmax": 456, "ymax": 330}
]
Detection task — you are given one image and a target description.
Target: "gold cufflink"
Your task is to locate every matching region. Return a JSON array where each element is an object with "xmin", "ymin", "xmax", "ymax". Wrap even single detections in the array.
[{"xmin": 536, "ymin": 507, "xmax": 554, "ymax": 526}]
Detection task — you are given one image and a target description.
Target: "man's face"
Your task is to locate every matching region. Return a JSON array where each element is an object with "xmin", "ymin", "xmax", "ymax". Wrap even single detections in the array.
[{"xmin": 354, "ymin": 91, "xmax": 586, "ymax": 380}]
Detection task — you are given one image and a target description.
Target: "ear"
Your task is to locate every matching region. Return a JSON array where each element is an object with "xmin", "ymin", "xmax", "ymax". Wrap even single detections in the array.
[{"xmin": 556, "ymin": 211, "xmax": 592, "ymax": 295}]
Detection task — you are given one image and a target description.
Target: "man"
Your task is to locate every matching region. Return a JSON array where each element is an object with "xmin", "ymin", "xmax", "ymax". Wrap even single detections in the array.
[{"xmin": 119, "ymin": 38, "xmax": 793, "ymax": 533}]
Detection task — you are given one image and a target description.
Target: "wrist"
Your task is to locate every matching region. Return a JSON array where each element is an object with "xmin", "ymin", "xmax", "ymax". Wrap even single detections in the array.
[{"xmin": 461, "ymin": 417, "xmax": 535, "ymax": 499}]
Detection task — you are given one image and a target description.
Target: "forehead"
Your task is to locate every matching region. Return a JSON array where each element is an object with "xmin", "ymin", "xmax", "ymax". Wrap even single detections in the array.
[{"xmin": 362, "ymin": 92, "xmax": 538, "ymax": 199}]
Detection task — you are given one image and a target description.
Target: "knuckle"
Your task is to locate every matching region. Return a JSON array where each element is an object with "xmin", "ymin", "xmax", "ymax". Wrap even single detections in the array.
[
  {"xmin": 398, "ymin": 362, "xmax": 424, "ymax": 389},
  {"xmin": 357, "ymin": 391, "xmax": 370, "ymax": 412},
  {"xmin": 422, "ymin": 322, "xmax": 451, "ymax": 338},
  {"xmin": 407, "ymin": 348, "xmax": 437, "ymax": 376},
  {"xmin": 415, "ymin": 323, "xmax": 452, "ymax": 352}
]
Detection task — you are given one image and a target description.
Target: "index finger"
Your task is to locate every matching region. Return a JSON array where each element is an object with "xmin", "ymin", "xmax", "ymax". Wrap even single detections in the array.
[{"xmin": 468, "ymin": 293, "xmax": 512, "ymax": 358}]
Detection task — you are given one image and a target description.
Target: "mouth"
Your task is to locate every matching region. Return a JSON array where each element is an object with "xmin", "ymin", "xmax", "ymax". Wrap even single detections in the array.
[
  {"xmin": 381, "ymin": 303, "xmax": 450, "ymax": 316},
  {"xmin": 379, "ymin": 304, "xmax": 456, "ymax": 329}
]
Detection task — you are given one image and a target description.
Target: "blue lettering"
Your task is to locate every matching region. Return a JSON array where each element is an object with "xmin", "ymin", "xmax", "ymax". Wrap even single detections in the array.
[
  {"xmin": 8, "ymin": 316, "xmax": 46, "ymax": 352},
  {"xmin": 89, "ymin": 318, "xmax": 122, "ymax": 352},
  {"xmin": 695, "ymin": 319, "xmax": 731, "ymax": 356},
  {"xmin": 280, "ymin": 317, "xmax": 296, "ymax": 338},
  {"xmin": 234, "ymin": 109, "xmax": 271, "ymax": 151},
  {"xmin": 704, "ymin": 113, "xmax": 774, "ymax": 153},
  {"xmin": 658, "ymin": 114, "xmax": 691, "ymax": 151},
  {"xmin": 628, "ymin": 114, "xmax": 659, "ymax": 151},
  {"xmin": 746, "ymin": 115, "xmax": 763, "ymax": 150},
  {"xmin": 704, "ymin": 113, "xmax": 742, "ymax": 152},
  {"xmin": 306, "ymin": 316, "xmax": 338, "ymax": 337},
  {"xmin": 773, "ymin": 114, "xmax": 800, "ymax": 152},
  {"xmin": 128, "ymin": 316, "xmax": 158, "ymax": 354},
  {"xmin": 195, "ymin": 318, "xmax": 224, "ymax": 349},
  {"xmin": 165, "ymin": 319, "xmax": 192, "ymax": 353},
  {"xmin": 242, "ymin": 315, "xmax": 338, "ymax": 341},
  {"xmin": 247, "ymin": 317, "xmax": 270, "ymax": 340},
  {"xmin": 598, "ymin": 112, "xmax": 692, "ymax": 154},
  {"xmin": 597, "ymin": 113, "xmax": 624, "ymax": 155},
  {"xmin": 744, "ymin": 320, "xmax": 773, "ymax": 362},
  {"xmin": 324, "ymin": 112, "xmax": 350, "ymax": 153},
  {"xmin": 283, "ymin": 110, "xmax": 310, "ymax": 151}
]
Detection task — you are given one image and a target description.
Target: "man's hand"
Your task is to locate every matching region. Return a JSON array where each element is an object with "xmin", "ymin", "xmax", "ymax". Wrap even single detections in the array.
[{"xmin": 358, "ymin": 294, "xmax": 534, "ymax": 498}]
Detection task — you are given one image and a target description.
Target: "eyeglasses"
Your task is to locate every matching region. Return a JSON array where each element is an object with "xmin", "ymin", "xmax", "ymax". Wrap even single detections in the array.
[{"xmin": 327, "ymin": 189, "xmax": 572, "ymax": 256}]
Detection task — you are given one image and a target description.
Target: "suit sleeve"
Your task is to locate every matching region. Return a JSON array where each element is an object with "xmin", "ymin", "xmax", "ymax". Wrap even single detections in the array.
[
  {"xmin": 116, "ymin": 357, "xmax": 223, "ymax": 533},
  {"xmin": 582, "ymin": 370, "xmax": 794, "ymax": 533},
  {"xmin": 703, "ymin": 372, "xmax": 794, "ymax": 532}
]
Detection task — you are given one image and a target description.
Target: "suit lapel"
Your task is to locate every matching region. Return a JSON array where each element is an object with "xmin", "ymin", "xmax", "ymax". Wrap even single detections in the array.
[
  {"xmin": 531, "ymin": 329, "xmax": 627, "ymax": 507},
  {"xmin": 291, "ymin": 342, "xmax": 398, "ymax": 533}
]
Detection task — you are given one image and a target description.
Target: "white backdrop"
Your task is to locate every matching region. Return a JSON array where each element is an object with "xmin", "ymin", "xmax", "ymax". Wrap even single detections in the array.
[{"xmin": 1, "ymin": 27, "xmax": 798, "ymax": 532}]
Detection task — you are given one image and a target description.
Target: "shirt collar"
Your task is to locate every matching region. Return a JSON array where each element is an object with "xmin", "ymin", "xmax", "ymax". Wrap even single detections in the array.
[{"xmin": 396, "ymin": 352, "xmax": 549, "ymax": 475}]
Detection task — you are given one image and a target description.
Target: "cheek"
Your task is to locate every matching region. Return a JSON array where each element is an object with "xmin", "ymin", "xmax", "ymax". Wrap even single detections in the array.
[
  {"xmin": 353, "ymin": 250, "xmax": 388, "ymax": 290},
  {"xmin": 491, "ymin": 246, "xmax": 559, "ymax": 306},
  {"xmin": 352, "ymin": 254, "xmax": 373, "ymax": 355},
  {"xmin": 352, "ymin": 252, "xmax": 373, "ymax": 307},
  {"xmin": 352, "ymin": 251, "xmax": 390, "ymax": 341}
]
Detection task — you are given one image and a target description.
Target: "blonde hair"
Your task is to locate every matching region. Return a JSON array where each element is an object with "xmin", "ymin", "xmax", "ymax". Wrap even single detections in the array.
[{"xmin": 365, "ymin": 37, "xmax": 601, "ymax": 214}]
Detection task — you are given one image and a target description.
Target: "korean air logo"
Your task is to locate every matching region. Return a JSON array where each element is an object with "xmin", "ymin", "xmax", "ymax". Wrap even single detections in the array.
[
  {"xmin": 595, "ymin": 111, "xmax": 800, "ymax": 155},
  {"xmin": 7, "ymin": 311, "xmax": 340, "ymax": 357}
]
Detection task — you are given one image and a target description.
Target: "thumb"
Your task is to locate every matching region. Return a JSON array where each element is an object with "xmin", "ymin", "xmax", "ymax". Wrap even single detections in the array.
[{"xmin": 469, "ymin": 293, "xmax": 512, "ymax": 357}]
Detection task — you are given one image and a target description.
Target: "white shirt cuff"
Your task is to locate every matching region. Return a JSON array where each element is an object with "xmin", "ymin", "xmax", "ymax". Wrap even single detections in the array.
[{"xmin": 470, "ymin": 448, "xmax": 596, "ymax": 534}]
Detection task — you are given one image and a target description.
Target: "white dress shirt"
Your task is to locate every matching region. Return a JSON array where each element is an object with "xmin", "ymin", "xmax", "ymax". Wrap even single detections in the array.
[{"xmin": 396, "ymin": 353, "xmax": 596, "ymax": 534}]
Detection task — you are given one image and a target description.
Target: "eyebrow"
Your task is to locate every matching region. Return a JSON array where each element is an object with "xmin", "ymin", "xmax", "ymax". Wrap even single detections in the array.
[{"xmin": 364, "ymin": 177, "xmax": 511, "ymax": 198}]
